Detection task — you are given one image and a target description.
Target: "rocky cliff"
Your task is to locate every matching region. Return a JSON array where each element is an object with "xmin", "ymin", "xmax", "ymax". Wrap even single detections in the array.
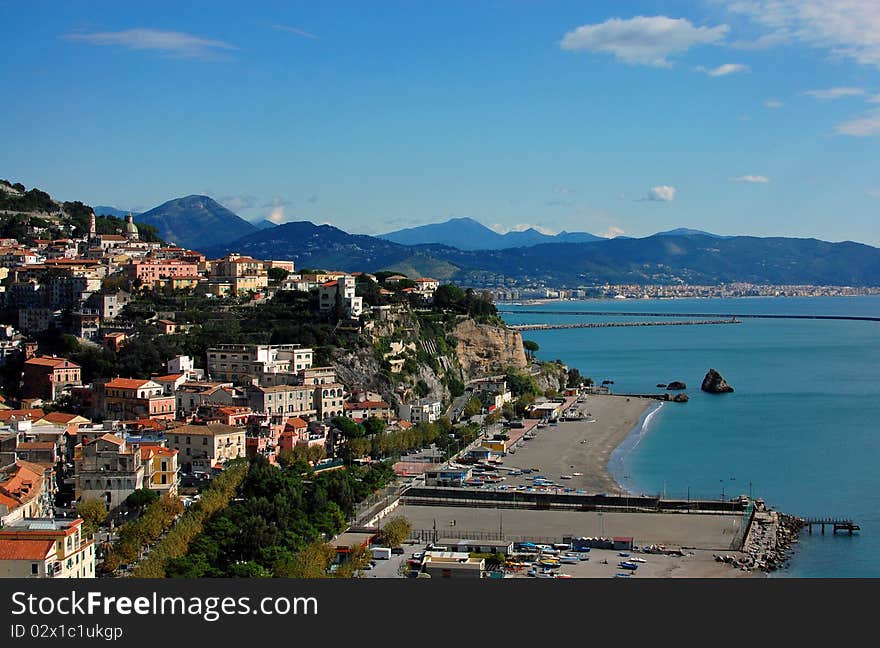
[{"xmin": 452, "ymin": 319, "xmax": 528, "ymax": 379}]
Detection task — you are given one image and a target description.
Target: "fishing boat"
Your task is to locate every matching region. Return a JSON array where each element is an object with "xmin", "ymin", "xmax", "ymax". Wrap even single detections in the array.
[
  {"xmin": 618, "ymin": 561, "xmax": 639, "ymax": 570},
  {"xmin": 560, "ymin": 556, "xmax": 579, "ymax": 564}
]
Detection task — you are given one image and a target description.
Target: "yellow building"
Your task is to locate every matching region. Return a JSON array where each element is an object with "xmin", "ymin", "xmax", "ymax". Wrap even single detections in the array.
[
  {"xmin": 167, "ymin": 423, "xmax": 246, "ymax": 472},
  {"xmin": 140, "ymin": 445, "xmax": 180, "ymax": 495},
  {"xmin": 0, "ymin": 518, "xmax": 95, "ymax": 579}
]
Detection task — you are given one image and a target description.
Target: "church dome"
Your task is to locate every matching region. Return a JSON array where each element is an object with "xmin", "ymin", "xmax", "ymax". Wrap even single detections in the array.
[{"xmin": 124, "ymin": 213, "xmax": 139, "ymax": 240}]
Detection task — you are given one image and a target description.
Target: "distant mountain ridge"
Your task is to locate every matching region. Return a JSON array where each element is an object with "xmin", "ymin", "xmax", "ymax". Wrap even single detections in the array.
[
  {"xmin": 95, "ymin": 206, "xmax": 141, "ymax": 218},
  {"xmin": 379, "ymin": 217, "xmax": 603, "ymax": 249},
  {"xmin": 135, "ymin": 195, "xmax": 257, "ymax": 249},
  {"xmin": 206, "ymin": 221, "xmax": 880, "ymax": 287}
]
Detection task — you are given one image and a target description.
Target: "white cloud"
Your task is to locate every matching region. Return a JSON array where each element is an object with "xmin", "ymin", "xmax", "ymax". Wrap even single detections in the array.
[
  {"xmin": 765, "ymin": 99, "xmax": 784, "ymax": 108},
  {"xmin": 267, "ymin": 207, "xmax": 287, "ymax": 224},
  {"xmin": 272, "ymin": 24, "xmax": 319, "ymax": 40},
  {"xmin": 560, "ymin": 16, "xmax": 729, "ymax": 67},
  {"xmin": 803, "ymin": 87, "xmax": 865, "ymax": 100},
  {"xmin": 868, "ymin": 94, "xmax": 880, "ymax": 103},
  {"xmin": 696, "ymin": 63, "xmax": 750, "ymax": 76},
  {"xmin": 218, "ymin": 195, "xmax": 258, "ymax": 211},
  {"xmin": 723, "ymin": 1, "xmax": 880, "ymax": 68},
  {"xmin": 552, "ymin": 185, "xmax": 572, "ymax": 194},
  {"xmin": 645, "ymin": 185, "xmax": 677, "ymax": 202},
  {"xmin": 602, "ymin": 226, "xmax": 626, "ymax": 238},
  {"xmin": 835, "ymin": 108, "xmax": 880, "ymax": 136},
  {"xmin": 729, "ymin": 30, "xmax": 793, "ymax": 50},
  {"xmin": 731, "ymin": 175, "xmax": 770, "ymax": 183},
  {"xmin": 867, "ymin": 188, "xmax": 880, "ymax": 198},
  {"xmin": 64, "ymin": 28, "xmax": 236, "ymax": 59},
  {"xmin": 261, "ymin": 196, "xmax": 292, "ymax": 209}
]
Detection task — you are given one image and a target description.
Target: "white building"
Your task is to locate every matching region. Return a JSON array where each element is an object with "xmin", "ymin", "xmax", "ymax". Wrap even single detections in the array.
[
  {"xmin": 399, "ymin": 398, "xmax": 443, "ymax": 424},
  {"xmin": 206, "ymin": 344, "xmax": 313, "ymax": 382},
  {"xmin": 319, "ymin": 275, "xmax": 363, "ymax": 318}
]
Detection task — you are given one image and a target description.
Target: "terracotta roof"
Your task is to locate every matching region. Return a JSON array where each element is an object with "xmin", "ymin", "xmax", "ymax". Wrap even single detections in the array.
[
  {"xmin": 153, "ymin": 374, "xmax": 184, "ymax": 382},
  {"xmin": 91, "ymin": 433, "xmax": 124, "ymax": 446},
  {"xmin": 283, "ymin": 417, "xmax": 309, "ymax": 430},
  {"xmin": 345, "ymin": 401, "xmax": 390, "ymax": 410},
  {"xmin": 415, "ymin": 277, "xmax": 438, "ymax": 282},
  {"xmin": 141, "ymin": 445, "xmax": 178, "ymax": 459},
  {"xmin": 170, "ymin": 423, "xmax": 242, "ymax": 437},
  {"xmin": 15, "ymin": 441, "xmax": 56, "ymax": 451},
  {"xmin": 38, "ymin": 412, "xmax": 89, "ymax": 425},
  {"xmin": 0, "ymin": 539, "xmax": 54, "ymax": 561},
  {"xmin": 321, "ymin": 280, "xmax": 338, "ymax": 288},
  {"xmin": 24, "ymin": 356, "xmax": 79, "ymax": 369},
  {"xmin": 104, "ymin": 378, "xmax": 153, "ymax": 390}
]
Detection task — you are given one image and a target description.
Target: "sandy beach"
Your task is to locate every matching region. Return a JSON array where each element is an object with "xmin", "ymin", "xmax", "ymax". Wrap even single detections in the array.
[
  {"xmin": 502, "ymin": 394, "xmax": 651, "ymax": 494},
  {"xmin": 398, "ymin": 393, "xmax": 758, "ymax": 577}
]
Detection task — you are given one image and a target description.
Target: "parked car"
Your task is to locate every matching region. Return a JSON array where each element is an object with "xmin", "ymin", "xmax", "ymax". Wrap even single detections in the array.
[{"xmin": 391, "ymin": 547, "xmax": 405, "ymax": 555}]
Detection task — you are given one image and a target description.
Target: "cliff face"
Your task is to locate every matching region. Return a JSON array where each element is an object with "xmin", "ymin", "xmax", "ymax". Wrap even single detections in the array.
[{"xmin": 452, "ymin": 319, "xmax": 528, "ymax": 379}]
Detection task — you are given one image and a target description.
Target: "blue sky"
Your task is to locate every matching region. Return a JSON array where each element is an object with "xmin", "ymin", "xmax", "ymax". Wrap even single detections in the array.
[{"xmin": 1, "ymin": 0, "xmax": 879, "ymax": 244}]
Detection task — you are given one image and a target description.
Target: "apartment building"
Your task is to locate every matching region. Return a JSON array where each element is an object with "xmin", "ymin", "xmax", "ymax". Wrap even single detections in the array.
[
  {"xmin": 166, "ymin": 423, "xmax": 246, "ymax": 472},
  {"xmin": 73, "ymin": 433, "xmax": 144, "ymax": 512},
  {"xmin": 207, "ymin": 344, "xmax": 313, "ymax": 382},
  {"xmin": 0, "ymin": 518, "xmax": 95, "ymax": 579},
  {"xmin": 97, "ymin": 378, "xmax": 176, "ymax": 421}
]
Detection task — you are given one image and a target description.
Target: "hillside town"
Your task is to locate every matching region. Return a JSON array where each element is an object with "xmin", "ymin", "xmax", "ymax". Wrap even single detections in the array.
[{"xmin": 0, "ymin": 210, "xmax": 549, "ymax": 578}]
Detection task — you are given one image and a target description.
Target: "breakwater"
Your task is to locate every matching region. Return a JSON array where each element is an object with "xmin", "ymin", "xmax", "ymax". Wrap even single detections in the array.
[
  {"xmin": 508, "ymin": 319, "xmax": 738, "ymax": 331},
  {"xmin": 498, "ymin": 309, "xmax": 880, "ymax": 322}
]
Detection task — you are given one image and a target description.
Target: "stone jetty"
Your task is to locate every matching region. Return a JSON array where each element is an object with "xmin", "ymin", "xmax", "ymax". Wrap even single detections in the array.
[{"xmin": 717, "ymin": 508, "xmax": 805, "ymax": 573}]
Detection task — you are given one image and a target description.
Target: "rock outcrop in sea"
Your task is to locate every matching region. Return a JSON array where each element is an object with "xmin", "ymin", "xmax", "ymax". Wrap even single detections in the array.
[
  {"xmin": 701, "ymin": 368, "xmax": 734, "ymax": 393},
  {"xmin": 666, "ymin": 381, "xmax": 687, "ymax": 390},
  {"xmin": 672, "ymin": 393, "xmax": 689, "ymax": 403}
]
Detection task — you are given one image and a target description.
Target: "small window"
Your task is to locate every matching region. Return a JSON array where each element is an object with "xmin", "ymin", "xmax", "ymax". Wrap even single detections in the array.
[{"xmin": 31, "ymin": 563, "xmax": 38, "ymax": 574}]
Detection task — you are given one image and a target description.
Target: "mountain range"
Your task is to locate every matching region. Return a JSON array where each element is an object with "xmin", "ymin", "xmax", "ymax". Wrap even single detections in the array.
[
  {"xmin": 84, "ymin": 192, "xmax": 878, "ymax": 286},
  {"xmin": 202, "ymin": 221, "xmax": 880, "ymax": 287},
  {"xmin": 379, "ymin": 217, "xmax": 603, "ymax": 249},
  {"xmin": 135, "ymin": 195, "xmax": 258, "ymax": 249},
  {"xmin": 94, "ymin": 206, "xmax": 141, "ymax": 219}
]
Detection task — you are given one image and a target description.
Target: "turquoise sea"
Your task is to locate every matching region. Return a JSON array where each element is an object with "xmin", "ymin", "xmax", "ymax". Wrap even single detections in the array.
[{"xmin": 500, "ymin": 296, "xmax": 880, "ymax": 577}]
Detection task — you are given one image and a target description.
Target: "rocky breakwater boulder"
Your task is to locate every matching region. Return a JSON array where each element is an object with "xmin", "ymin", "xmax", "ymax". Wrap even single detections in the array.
[
  {"xmin": 671, "ymin": 393, "xmax": 689, "ymax": 403},
  {"xmin": 666, "ymin": 381, "xmax": 686, "ymax": 390},
  {"xmin": 701, "ymin": 368, "xmax": 733, "ymax": 394}
]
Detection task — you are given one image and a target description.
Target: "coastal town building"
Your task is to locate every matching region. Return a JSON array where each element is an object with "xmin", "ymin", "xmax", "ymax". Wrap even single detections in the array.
[
  {"xmin": 207, "ymin": 344, "xmax": 313, "ymax": 382},
  {"xmin": 166, "ymin": 423, "xmax": 246, "ymax": 472},
  {"xmin": 399, "ymin": 399, "xmax": 443, "ymax": 424},
  {"xmin": 0, "ymin": 518, "xmax": 95, "ymax": 579},
  {"xmin": 318, "ymin": 275, "xmax": 363, "ymax": 318},
  {"xmin": 73, "ymin": 433, "xmax": 144, "ymax": 512},
  {"xmin": 21, "ymin": 356, "xmax": 81, "ymax": 401},
  {"xmin": 96, "ymin": 378, "xmax": 177, "ymax": 421}
]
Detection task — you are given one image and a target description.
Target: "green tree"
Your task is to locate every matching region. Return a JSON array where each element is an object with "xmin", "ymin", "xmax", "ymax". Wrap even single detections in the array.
[
  {"xmin": 126, "ymin": 488, "xmax": 160, "ymax": 510},
  {"xmin": 76, "ymin": 499, "xmax": 107, "ymax": 536},
  {"xmin": 464, "ymin": 396, "xmax": 482, "ymax": 418},
  {"xmin": 378, "ymin": 516, "xmax": 412, "ymax": 547},
  {"xmin": 332, "ymin": 416, "xmax": 365, "ymax": 439},
  {"xmin": 523, "ymin": 340, "xmax": 539, "ymax": 360},
  {"xmin": 268, "ymin": 267, "xmax": 290, "ymax": 285},
  {"xmin": 276, "ymin": 541, "xmax": 336, "ymax": 578},
  {"xmin": 334, "ymin": 544, "xmax": 372, "ymax": 578},
  {"xmin": 363, "ymin": 416, "xmax": 386, "ymax": 436},
  {"xmin": 414, "ymin": 380, "xmax": 430, "ymax": 398}
]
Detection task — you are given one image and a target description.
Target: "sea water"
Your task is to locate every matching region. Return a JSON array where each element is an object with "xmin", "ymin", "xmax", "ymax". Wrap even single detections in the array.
[{"xmin": 500, "ymin": 296, "xmax": 880, "ymax": 577}]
